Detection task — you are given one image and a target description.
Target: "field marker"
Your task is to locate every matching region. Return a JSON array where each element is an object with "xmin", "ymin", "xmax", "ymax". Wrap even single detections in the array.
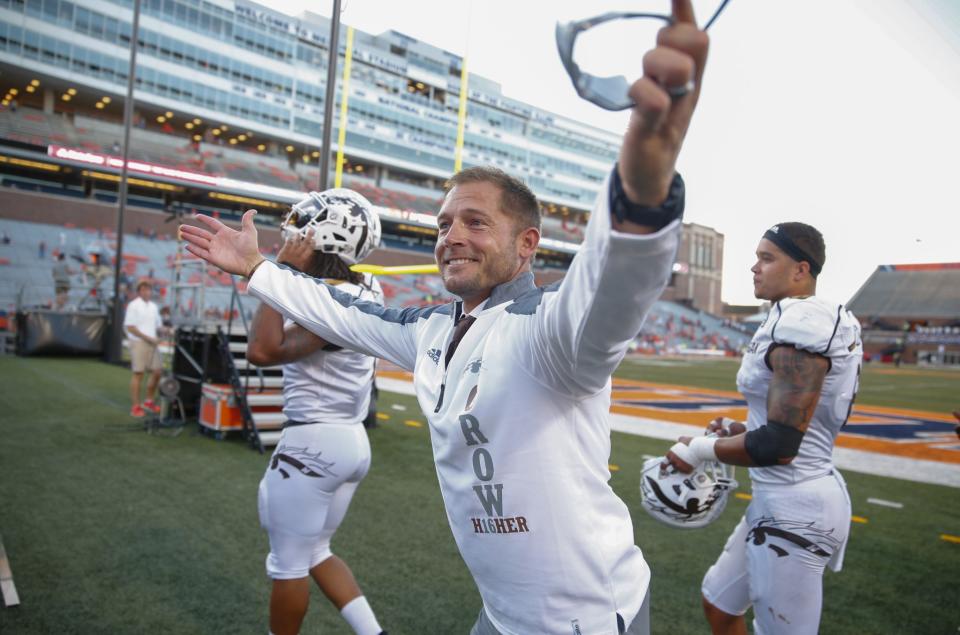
[
  {"xmin": 941, "ymin": 534, "xmax": 960, "ymax": 544},
  {"xmin": 403, "ymin": 420, "xmax": 423, "ymax": 428},
  {"xmin": 390, "ymin": 404, "xmax": 407, "ymax": 411},
  {"xmin": 0, "ymin": 533, "xmax": 20, "ymax": 607},
  {"xmin": 640, "ymin": 454, "xmax": 656, "ymax": 460},
  {"xmin": 609, "ymin": 464, "xmax": 620, "ymax": 472},
  {"xmin": 867, "ymin": 497, "xmax": 903, "ymax": 509},
  {"xmin": 735, "ymin": 493, "xmax": 752, "ymax": 501},
  {"xmin": 852, "ymin": 515, "xmax": 869, "ymax": 524},
  {"xmin": 376, "ymin": 412, "xmax": 390, "ymax": 420}
]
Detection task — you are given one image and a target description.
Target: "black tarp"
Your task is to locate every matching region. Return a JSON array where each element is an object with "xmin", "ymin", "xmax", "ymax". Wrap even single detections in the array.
[{"xmin": 17, "ymin": 310, "xmax": 107, "ymax": 356}]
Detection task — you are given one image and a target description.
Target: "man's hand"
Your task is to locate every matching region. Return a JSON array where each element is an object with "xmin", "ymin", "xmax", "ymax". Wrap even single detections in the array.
[
  {"xmin": 665, "ymin": 435, "xmax": 696, "ymax": 473},
  {"xmin": 618, "ymin": 0, "xmax": 709, "ymax": 206},
  {"xmin": 179, "ymin": 209, "xmax": 265, "ymax": 277},
  {"xmin": 706, "ymin": 416, "xmax": 746, "ymax": 437},
  {"xmin": 277, "ymin": 230, "xmax": 316, "ymax": 273}
]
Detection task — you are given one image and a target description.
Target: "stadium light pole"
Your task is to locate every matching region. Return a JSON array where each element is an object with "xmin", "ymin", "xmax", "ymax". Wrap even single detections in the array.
[
  {"xmin": 105, "ymin": 0, "xmax": 142, "ymax": 364},
  {"xmin": 318, "ymin": 0, "xmax": 342, "ymax": 191}
]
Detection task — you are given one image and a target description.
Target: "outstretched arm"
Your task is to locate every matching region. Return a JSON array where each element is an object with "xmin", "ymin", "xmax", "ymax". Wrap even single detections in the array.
[{"xmin": 668, "ymin": 346, "xmax": 830, "ymax": 470}]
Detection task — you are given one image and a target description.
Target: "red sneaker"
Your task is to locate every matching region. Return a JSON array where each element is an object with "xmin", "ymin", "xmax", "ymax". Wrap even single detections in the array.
[
  {"xmin": 130, "ymin": 405, "xmax": 146, "ymax": 418},
  {"xmin": 142, "ymin": 400, "xmax": 161, "ymax": 414}
]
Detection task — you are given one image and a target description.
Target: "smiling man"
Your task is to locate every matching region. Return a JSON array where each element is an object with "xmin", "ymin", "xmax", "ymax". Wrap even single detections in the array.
[{"xmin": 180, "ymin": 2, "xmax": 708, "ymax": 632}]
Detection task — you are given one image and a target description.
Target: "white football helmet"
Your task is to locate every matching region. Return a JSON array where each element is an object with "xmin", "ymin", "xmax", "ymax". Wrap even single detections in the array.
[
  {"xmin": 639, "ymin": 457, "xmax": 737, "ymax": 529},
  {"xmin": 281, "ymin": 188, "xmax": 381, "ymax": 265}
]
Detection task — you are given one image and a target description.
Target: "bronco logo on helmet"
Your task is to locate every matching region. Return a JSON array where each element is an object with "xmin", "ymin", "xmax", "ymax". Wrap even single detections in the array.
[{"xmin": 639, "ymin": 457, "xmax": 738, "ymax": 529}]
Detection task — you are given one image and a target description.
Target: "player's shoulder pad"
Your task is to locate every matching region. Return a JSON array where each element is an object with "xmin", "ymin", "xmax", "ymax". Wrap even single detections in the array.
[{"xmin": 769, "ymin": 297, "xmax": 844, "ymax": 356}]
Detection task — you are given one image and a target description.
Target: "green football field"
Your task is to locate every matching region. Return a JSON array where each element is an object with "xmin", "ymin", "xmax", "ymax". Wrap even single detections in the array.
[{"xmin": 0, "ymin": 356, "xmax": 957, "ymax": 634}]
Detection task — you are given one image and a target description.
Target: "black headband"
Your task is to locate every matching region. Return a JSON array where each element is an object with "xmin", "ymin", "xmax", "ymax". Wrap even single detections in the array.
[{"xmin": 763, "ymin": 227, "xmax": 822, "ymax": 277}]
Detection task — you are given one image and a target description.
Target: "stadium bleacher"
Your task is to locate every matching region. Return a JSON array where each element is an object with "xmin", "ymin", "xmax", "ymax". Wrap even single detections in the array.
[
  {"xmin": 1, "ymin": 217, "xmax": 746, "ymax": 355},
  {"xmin": 0, "ymin": 106, "xmax": 591, "ymax": 239}
]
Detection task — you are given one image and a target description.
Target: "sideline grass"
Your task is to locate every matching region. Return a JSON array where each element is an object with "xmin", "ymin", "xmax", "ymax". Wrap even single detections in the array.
[
  {"xmin": 619, "ymin": 356, "xmax": 959, "ymax": 414},
  {"xmin": 0, "ymin": 357, "xmax": 958, "ymax": 633}
]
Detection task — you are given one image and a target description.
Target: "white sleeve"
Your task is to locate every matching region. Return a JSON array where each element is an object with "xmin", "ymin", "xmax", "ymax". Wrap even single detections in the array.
[
  {"xmin": 248, "ymin": 263, "xmax": 421, "ymax": 370},
  {"xmin": 523, "ymin": 171, "xmax": 681, "ymax": 396},
  {"xmin": 122, "ymin": 301, "xmax": 140, "ymax": 330},
  {"xmin": 770, "ymin": 301, "xmax": 841, "ymax": 357}
]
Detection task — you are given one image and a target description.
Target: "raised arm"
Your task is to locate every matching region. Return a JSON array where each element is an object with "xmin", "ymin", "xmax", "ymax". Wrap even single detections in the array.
[
  {"xmin": 668, "ymin": 346, "xmax": 830, "ymax": 470},
  {"xmin": 246, "ymin": 232, "xmax": 329, "ymax": 366},
  {"xmin": 524, "ymin": 0, "xmax": 707, "ymax": 396},
  {"xmin": 614, "ymin": 0, "xmax": 709, "ymax": 234}
]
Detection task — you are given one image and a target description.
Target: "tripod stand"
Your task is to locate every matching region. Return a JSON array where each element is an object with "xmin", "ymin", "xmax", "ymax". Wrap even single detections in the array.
[{"xmin": 144, "ymin": 373, "xmax": 187, "ymax": 437}]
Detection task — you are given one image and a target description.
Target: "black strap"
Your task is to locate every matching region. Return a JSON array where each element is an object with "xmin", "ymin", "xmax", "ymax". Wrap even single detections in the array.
[
  {"xmin": 282, "ymin": 419, "xmax": 316, "ymax": 429},
  {"xmin": 444, "ymin": 315, "xmax": 476, "ymax": 367}
]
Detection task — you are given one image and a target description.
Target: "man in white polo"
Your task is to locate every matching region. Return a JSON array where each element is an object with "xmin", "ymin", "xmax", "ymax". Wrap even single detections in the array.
[{"xmin": 124, "ymin": 280, "xmax": 165, "ymax": 418}]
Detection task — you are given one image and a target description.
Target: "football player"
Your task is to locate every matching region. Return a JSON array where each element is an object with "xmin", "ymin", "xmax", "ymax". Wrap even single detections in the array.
[
  {"xmin": 666, "ymin": 222, "xmax": 862, "ymax": 634},
  {"xmin": 246, "ymin": 190, "xmax": 387, "ymax": 635}
]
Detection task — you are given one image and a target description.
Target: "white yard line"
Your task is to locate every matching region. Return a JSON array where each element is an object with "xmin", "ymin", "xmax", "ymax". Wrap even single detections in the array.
[
  {"xmin": 378, "ymin": 376, "xmax": 960, "ymax": 488},
  {"xmin": 866, "ymin": 497, "xmax": 904, "ymax": 509},
  {"xmin": 0, "ymin": 534, "xmax": 20, "ymax": 607}
]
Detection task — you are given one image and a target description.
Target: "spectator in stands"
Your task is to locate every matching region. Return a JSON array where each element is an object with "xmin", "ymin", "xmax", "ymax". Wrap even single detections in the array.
[
  {"xmin": 123, "ymin": 280, "xmax": 166, "ymax": 418},
  {"xmin": 83, "ymin": 252, "xmax": 112, "ymax": 306},
  {"xmin": 38, "ymin": 239, "xmax": 46, "ymax": 259},
  {"xmin": 52, "ymin": 253, "xmax": 73, "ymax": 310},
  {"xmin": 1, "ymin": 230, "xmax": 9, "ymax": 245},
  {"xmin": 111, "ymin": 141, "xmax": 121, "ymax": 154}
]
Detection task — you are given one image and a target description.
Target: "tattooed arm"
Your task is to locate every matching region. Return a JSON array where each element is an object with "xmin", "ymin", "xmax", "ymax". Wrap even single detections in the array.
[
  {"xmin": 246, "ymin": 302, "xmax": 328, "ymax": 367},
  {"xmin": 667, "ymin": 345, "xmax": 829, "ymax": 470}
]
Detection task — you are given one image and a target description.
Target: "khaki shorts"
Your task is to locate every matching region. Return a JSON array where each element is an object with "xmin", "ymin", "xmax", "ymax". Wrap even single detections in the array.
[{"xmin": 130, "ymin": 339, "xmax": 163, "ymax": 373}]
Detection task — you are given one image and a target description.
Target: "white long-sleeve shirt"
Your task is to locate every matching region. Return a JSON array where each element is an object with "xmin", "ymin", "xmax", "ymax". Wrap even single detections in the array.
[{"xmin": 248, "ymin": 173, "xmax": 681, "ymax": 635}]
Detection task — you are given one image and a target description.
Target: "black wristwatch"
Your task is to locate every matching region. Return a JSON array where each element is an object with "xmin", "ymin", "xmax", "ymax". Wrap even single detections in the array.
[{"xmin": 609, "ymin": 165, "xmax": 685, "ymax": 230}]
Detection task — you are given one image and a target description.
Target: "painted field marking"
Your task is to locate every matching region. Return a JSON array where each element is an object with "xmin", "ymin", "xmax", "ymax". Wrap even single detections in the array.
[
  {"xmin": 941, "ymin": 534, "xmax": 960, "ymax": 544},
  {"xmin": 403, "ymin": 420, "xmax": 423, "ymax": 428},
  {"xmin": 641, "ymin": 454, "xmax": 657, "ymax": 460},
  {"xmin": 735, "ymin": 493, "xmax": 752, "ymax": 501},
  {"xmin": 0, "ymin": 533, "xmax": 20, "ymax": 607},
  {"xmin": 867, "ymin": 497, "xmax": 904, "ymax": 509},
  {"xmin": 852, "ymin": 516, "xmax": 869, "ymax": 524},
  {"xmin": 609, "ymin": 464, "xmax": 620, "ymax": 472},
  {"xmin": 376, "ymin": 412, "xmax": 390, "ymax": 420},
  {"xmin": 390, "ymin": 404, "xmax": 407, "ymax": 411}
]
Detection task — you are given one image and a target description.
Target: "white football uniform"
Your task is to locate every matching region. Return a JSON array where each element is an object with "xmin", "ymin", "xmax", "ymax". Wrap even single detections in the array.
[
  {"xmin": 257, "ymin": 274, "xmax": 383, "ymax": 580},
  {"xmin": 702, "ymin": 296, "xmax": 862, "ymax": 634},
  {"xmin": 248, "ymin": 171, "xmax": 680, "ymax": 635}
]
